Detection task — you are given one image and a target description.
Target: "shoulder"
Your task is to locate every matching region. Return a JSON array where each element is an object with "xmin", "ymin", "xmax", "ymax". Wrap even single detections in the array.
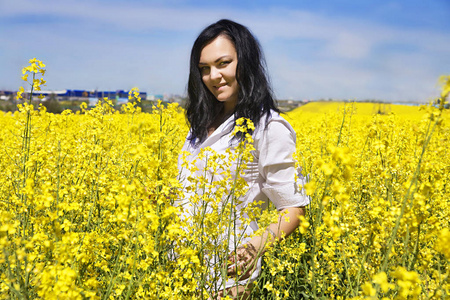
[{"xmin": 254, "ymin": 110, "xmax": 296, "ymax": 142}]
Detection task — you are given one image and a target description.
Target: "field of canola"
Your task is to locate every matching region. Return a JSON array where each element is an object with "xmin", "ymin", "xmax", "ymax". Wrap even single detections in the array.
[{"xmin": 0, "ymin": 61, "xmax": 449, "ymax": 299}]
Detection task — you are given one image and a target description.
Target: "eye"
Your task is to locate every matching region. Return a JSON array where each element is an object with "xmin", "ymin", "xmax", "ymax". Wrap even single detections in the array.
[
  {"xmin": 199, "ymin": 66, "xmax": 209, "ymax": 73},
  {"xmin": 219, "ymin": 61, "xmax": 231, "ymax": 67}
]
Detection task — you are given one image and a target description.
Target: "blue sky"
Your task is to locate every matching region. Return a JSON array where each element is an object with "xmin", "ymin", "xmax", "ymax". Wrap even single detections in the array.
[{"xmin": 1, "ymin": 0, "xmax": 449, "ymax": 102}]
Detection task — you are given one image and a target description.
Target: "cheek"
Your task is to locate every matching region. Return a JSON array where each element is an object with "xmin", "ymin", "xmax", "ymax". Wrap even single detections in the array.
[
  {"xmin": 201, "ymin": 76, "xmax": 209, "ymax": 87},
  {"xmin": 202, "ymin": 77, "xmax": 214, "ymax": 93},
  {"xmin": 202, "ymin": 76, "xmax": 209, "ymax": 85}
]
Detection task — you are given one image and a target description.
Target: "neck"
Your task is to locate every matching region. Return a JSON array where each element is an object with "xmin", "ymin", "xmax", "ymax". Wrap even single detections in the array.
[
  {"xmin": 220, "ymin": 107, "xmax": 234, "ymax": 121},
  {"xmin": 223, "ymin": 100, "xmax": 236, "ymax": 116}
]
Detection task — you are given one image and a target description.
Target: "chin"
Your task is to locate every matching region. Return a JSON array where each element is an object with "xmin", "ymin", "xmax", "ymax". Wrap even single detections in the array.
[{"xmin": 215, "ymin": 95, "xmax": 229, "ymax": 102}]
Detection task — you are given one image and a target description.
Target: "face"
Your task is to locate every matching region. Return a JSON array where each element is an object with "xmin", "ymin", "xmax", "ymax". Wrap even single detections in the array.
[{"xmin": 198, "ymin": 35, "xmax": 239, "ymax": 112}]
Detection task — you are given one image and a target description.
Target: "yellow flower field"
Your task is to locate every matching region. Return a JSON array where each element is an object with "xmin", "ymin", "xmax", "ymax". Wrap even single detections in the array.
[
  {"xmin": 294, "ymin": 101, "xmax": 427, "ymax": 118},
  {"xmin": 286, "ymin": 102, "xmax": 450, "ymax": 299},
  {"xmin": 0, "ymin": 60, "xmax": 449, "ymax": 299}
]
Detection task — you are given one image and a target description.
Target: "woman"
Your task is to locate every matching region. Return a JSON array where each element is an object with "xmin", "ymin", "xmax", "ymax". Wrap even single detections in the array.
[{"xmin": 178, "ymin": 19, "xmax": 310, "ymax": 299}]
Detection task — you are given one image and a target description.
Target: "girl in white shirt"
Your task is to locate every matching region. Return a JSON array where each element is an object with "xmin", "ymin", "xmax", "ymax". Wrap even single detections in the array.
[{"xmin": 179, "ymin": 19, "xmax": 310, "ymax": 299}]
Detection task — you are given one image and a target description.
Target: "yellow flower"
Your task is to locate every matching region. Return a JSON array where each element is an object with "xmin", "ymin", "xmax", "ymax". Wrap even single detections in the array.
[
  {"xmin": 372, "ymin": 272, "xmax": 394, "ymax": 293},
  {"xmin": 437, "ymin": 75, "xmax": 450, "ymax": 99},
  {"xmin": 128, "ymin": 87, "xmax": 141, "ymax": 102},
  {"xmin": 361, "ymin": 282, "xmax": 376, "ymax": 296},
  {"xmin": 391, "ymin": 267, "xmax": 422, "ymax": 298},
  {"xmin": 303, "ymin": 180, "xmax": 316, "ymax": 196},
  {"xmin": 435, "ymin": 228, "xmax": 450, "ymax": 259},
  {"xmin": 298, "ymin": 215, "xmax": 310, "ymax": 234},
  {"xmin": 320, "ymin": 163, "xmax": 334, "ymax": 176},
  {"xmin": 263, "ymin": 282, "xmax": 273, "ymax": 291},
  {"xmin": 17, "ymin": 86, "xmax": 25, "ymax": 99}
]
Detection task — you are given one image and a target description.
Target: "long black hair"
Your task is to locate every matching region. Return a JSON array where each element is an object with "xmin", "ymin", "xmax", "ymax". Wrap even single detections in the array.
[{"xmin": 186, "ymin": 19, "xmax": 280, "ymax": 145}]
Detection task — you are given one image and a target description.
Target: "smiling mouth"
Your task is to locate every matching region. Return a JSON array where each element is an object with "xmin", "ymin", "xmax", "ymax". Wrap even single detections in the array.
[{"xmin": 214, "ymin": 84, "xmax": 227, "ymax": 90}]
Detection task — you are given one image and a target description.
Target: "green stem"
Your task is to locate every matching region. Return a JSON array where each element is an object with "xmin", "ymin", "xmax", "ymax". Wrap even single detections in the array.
[
  {"xmin": 408, "ymin": 223, "xmax": 421, "ymax": 271},
  {"xmin": 21, "ymin": 74, "xmax": 35, "ymax": 239},
  {"xmin": 380, "ymin": 117, "xmax": 437, "ymax": 273},
  {"xmin": 353, "ymin": 232, "xmax": 374, "ymax": 296}
]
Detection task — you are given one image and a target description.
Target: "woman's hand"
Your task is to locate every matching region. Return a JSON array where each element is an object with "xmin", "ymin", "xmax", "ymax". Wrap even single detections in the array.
[
  {"xmin": 226, "ymin": 207, "xmax": 305, "ymax": 281},
  {"xmin": 226, "ymin": 207, "xmax": 305, "ymax": 280},
  {"xmin": 226, "ymin": 243, "xmax": 259, "ymax": 281}
]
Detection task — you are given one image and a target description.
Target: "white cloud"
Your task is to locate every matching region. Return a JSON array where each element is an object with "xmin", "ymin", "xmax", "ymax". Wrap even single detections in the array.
[
  {"xmin": 1, "ymin": 0, "xmax": 449, "ymax": 101},
  {"xmin": 1, "ymin": 0, "xmax": 222, "ymax": 32}
]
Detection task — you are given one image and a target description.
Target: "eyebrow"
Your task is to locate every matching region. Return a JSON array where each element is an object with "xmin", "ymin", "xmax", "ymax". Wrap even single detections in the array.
[{"xmin": 198, "ymin": 55, "xmax": 232, "ymax": 66}]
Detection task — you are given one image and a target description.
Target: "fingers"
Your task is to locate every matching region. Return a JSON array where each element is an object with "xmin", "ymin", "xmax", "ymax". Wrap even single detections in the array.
[{"xmin": 226, "ymin": 244, "xmax": 259, "ymax": 279}]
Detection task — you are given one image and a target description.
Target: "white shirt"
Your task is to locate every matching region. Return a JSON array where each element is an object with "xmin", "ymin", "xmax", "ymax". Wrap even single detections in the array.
[{"xmin": 177, "ymin": 110, "xmax": 310, "ymax": 289}]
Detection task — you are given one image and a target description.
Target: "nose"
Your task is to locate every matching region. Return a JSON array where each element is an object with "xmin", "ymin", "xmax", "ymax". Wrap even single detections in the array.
[{"xmin": 210, "ymin": 67, "xmax": 222, "ymax": 81}]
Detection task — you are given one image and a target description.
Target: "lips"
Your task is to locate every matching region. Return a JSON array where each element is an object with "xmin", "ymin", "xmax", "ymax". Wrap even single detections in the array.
[{"xmin": 214, "ymin": 83, "xmax": 227, "ymax": 90}]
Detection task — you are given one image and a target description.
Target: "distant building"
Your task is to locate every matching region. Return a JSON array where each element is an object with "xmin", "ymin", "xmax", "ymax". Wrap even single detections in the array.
[
  {"xmin": 0, "ymin": 89, "xmax": 147, "ymax": 103},
  {"xmin": 0, "ymin": 90, "xmax": 14, "ymax": 101}
]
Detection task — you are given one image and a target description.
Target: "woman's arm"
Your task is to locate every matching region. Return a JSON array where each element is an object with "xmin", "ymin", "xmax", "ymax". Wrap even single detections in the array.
[
  {"xmin": 250, "ymin": 206, "xmax": 305, "ymax": 252},
  {"xmin": 227, "ymin": 118, "xmax": 310, "ymax": 279}
]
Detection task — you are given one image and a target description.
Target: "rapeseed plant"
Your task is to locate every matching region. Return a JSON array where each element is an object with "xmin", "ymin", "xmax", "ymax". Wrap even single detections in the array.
[{"xmin": 0, "ymin": 61, "xmax": 449, "ymax": 299}]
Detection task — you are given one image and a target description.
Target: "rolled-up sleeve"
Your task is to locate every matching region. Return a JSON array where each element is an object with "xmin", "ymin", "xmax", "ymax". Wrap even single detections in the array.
[{"xmin": 258, "ymin": 119, "xmax": 310, "ymax": 210}]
